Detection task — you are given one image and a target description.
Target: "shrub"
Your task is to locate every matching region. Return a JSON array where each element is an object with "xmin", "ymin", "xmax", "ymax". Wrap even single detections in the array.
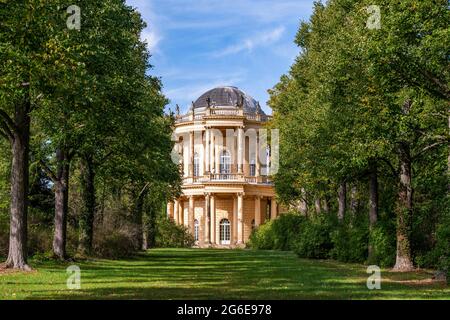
[
  {"xmin": 422, "ymin": 214, "xmax": 450, "ymax": 283},
  {"xmin": 248, "ymin": 220, "xmax": 276, "ymax": 249},
  {"xmin": 330, "ymin": 215, "xmax": 369, "ymax": 263},
  {"xmin": 368, "ymin": 220, "xmax": 396, "ymax": 267},
  {"xmin": 0, "ymin": 211, "xmax": 8, "ymax": 258},
  {"xmin": 248, "ymin": 213, "xmax": 305, "ymax": 251},
  {"xmin": 293, "ymin": 215, "xmax": 335, "ymax": 259},
  {"xmin": 271, "ymin": 213, "xmax": 306, "ymax": 250},
  {"xmin": 27, "ymin": 224, "xmax": 53, "ymax": 256},
  {"xmin": 92, "ymin": 215, "xmax": 140, "ymax": 259},
  {"xmin": 154, "ymin": 217, "xmax": 194, "ymax": 248},
  {"xmin": 93, "ymin": 231, "xmax": 138, "ymax": 259}
]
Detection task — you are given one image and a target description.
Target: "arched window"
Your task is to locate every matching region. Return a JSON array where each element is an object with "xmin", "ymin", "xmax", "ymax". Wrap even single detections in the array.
[
  {"xmin": 194, "ymin": 219, "xmax": 199, "ymax": 241},
  {"xmin": 250, "ymin": 158, "xmax": 256, "ymax": 177},
  {"xmin": 219, "ymin": 150, "xmax": 231, "ymax": 175},
  {"xmin": 219, "ymin": 219, "xmax": 231, "ymax": 245},
  {"xmin": 193, "ymin": 152, "xmax": 200, "ymax": 177}
]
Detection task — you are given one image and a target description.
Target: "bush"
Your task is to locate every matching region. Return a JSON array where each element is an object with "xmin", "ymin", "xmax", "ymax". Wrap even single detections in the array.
[
  {"xmin": 422, "ymin": 215, "xmax": 450, "ymax": 283},
  {"xmin": 92, "ymin": 215, "xmax": 140, "ymax": 259},
  {"xmin": 93, "ymin": 231, "xmax": 138, "ymax": 259},
  {"xmin": 248, "ymin": 220, "xmax": 276, "ymax": 249},
  {"xmin": 330, "ymin": 216, "xmax": 369, "ymax": 263},
  {"xmin": 154, "ymin": 217, "xmax": 194, "ymax": 248},
  {"xmin": 271, "ymin": 213, "xmax": 306, "ymax": 250},
  {"xmin": 248, "ymin": 213, "xmax": 305, "ymax": 251},
  {"xmin": 0, "ymin": 211, "xmax": 8, "ymax": 258},
  {"xmin": 368, "ymin": 219, "xmax": 396, "ymax": 267},
  {"xmin": 293, "ymin": 215, "xmax": 334, "ymax": 259},
  {"xmin": 27, "ymin": 224, "xmax": 53, "ymax": 256}
]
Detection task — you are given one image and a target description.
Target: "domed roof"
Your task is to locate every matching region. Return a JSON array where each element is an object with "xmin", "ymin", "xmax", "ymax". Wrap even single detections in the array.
[{"xmin": 193, "ymin": 86, "xmax": 264, "ymax": 115}]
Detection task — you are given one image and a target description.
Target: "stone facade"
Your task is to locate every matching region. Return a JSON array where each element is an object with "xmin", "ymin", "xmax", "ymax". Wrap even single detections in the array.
[{"xmin": 167, "ymin": 86, "xmax": 280, "ymax": 247}]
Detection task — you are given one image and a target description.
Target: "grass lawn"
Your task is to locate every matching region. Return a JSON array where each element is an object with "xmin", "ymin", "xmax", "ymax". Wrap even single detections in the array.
[{"xmin": 0, "ymin": 248, "xmax": 448, "ymax": 300}]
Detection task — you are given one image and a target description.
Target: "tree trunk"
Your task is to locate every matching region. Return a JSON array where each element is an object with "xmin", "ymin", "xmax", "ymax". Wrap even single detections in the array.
[
  {"xmin": 350, "ymin": 184, "xmax": 359, "ymax": 215},
  {"xmin": 147, "ymin": 208, "xmax": 157, "ymax": 249},
  {"xmin": 368, "ymin": 162, "xmax": 379, "ymax": 262},
  {"xmin": 337, "ymin": 182, "xmax": 347, "ymax": 221},
  {"xmin": 5, "ymin": 99, "xmax": 31, "ymax": 270},
  {"xmin": 142, "ymin": 228, "xmax": 148, "ymax": 251},
  {"xmin": 322, "ymin": 197, "xmax": 330, "ymax": 213},
  {"xmin": 133, "ymin": 189, "xmax": 146, "ymax": 250},
  {"xmin": 393, "ymin": 143, "xmax": 414, "ymax": 271},
  {"xmin": 77, "ymin": 155, "xmax": 95, "ymax": 256},
  {"xmin": 52, "ymin": 149, "xmax": 70, "ymax": 260},
  {"xmin": 299, "ymin": 188, "xmax": 308, "ymax": 216},
  {"xmin": 314, "ymin": 198, "xmax": 321, "ymax": 214}
]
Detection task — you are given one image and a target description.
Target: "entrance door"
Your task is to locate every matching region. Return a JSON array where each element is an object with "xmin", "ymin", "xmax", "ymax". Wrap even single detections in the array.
[{"xmin": 219, "ymin": 219, "xmax": 231, "ymax": 245}]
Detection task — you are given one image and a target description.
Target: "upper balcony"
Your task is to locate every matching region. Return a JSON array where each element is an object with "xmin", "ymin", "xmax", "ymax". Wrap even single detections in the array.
[
  {"xmin": 174, "ymin": 107, "xmax": 272, "ymax": 125},
  {"xmin": 182, "ymin": 174, "xmax": 273, "ymax": 186},
  {"xmin": 181, "ymin": 164, "xmax": 274, "ymax": 186}
]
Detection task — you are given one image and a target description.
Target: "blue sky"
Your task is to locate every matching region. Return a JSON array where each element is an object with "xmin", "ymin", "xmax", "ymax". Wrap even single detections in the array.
[{"xmin": 125, "ymin": 0, "xmax": 315, "ymax": 114}]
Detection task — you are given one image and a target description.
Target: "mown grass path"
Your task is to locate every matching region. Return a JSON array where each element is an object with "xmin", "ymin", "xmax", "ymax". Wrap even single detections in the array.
[{"xmin": 0, "ymin": 248, "xmax": 448, "ymax": 299}]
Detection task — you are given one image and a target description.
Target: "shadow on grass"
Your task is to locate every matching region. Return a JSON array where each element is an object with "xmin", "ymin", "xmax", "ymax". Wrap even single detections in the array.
[{"xmin": 2, "ymin": 249, "xmax": 448, "ymax": 300}]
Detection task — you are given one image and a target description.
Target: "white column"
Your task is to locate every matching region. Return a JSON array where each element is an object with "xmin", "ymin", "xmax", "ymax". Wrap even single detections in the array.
[
  {"xmin": 210, "ymin": 131, "xmax": 215, "ymax": 173},
  {"xmin": 237, "ymin": 193, "xmax": 244, "ymax": 244},
  {"xmin": 205, "ymin": 128, "xmax": 210, "ymax": 173},
  {"xmin": 179, "ymin": 201, "xmax": 185, "ymax": 226},
  {"xmin": 174, "ymin": 200, "xmax": 179, "ymax": 224},
  {"xmin": 210, "ymin": 194, "xmax": 216, "ymax": 245},
  {"xmin": 237, "ymin": 127, "xmax": 244, "ymax": 174},
  {"xmin": 189, "ymin": 131, "xmax": 194, "ymax": 177},
  {"xmin": 215, "ymin": 140, "xmax": 220, "ymax": 174},
  {"xmin": 204, "ymin": 194, "xmax": 210, "ymax": 244},
  {"xmin": 167, "ymin": 202, "xmax": 174, "ymax": 220},
  {"xmin": 233, "ymin": 196, "xmax": 238, "ymax": 243},
  {"xmin": 255, "ymin": 133, "xmax": 260, "ymax": 177},
  {"xmin": 254, "ymin": 196, "xmax": 261, "ymax": 227},
  {"xmin": 189, "ymin": 196, "xmax": 195, "ymax": 234},
  {"xmin": 271, "ymin": 197, "xmax": 278, "ymax": 219}
]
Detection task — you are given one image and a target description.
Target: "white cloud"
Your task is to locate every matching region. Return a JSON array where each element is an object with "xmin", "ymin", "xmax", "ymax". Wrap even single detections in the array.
[
  {"xmin": 126, "ymin": 0, "xmax": 163, "ymax": 54},
  {"xmin": 141, "ymin": 28, "xmax": 162, "ymax": 52},
  {"xmin": 214, "ymin": 26, "xmax": 285, "ymax": 57}
]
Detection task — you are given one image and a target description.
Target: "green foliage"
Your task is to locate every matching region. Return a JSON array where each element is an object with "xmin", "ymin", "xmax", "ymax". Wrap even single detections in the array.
[
  {"xmin": 293, "ymin": 215, "xmax": 334, "ymax": 260},
  {"xmin": 154, "ymin": 217, "xmax": 194, "ymax": 248},
  {"xmin": 249, "ymin": 213, "xmax": 305, "ymax": 251},
  {"xmin": 369, "ymin": 221, "xmax": 397, "ymax": 268},
  {"xmin": 269, "ymin": 0, "xmax": 449, "ymax": 270},
  {"xmin": 330, "ymin": 217, "xmax": 369, "ymax": 264},
  {"xmin": 248, "ymin": 220, "xmax": 275, "ymax": 250},
  {"xmin": 93, "ymin": 232, "xmax": 139, "ymax": 259},
  {"xmin": 249, "ymin": 211, "xmax": 397, "ymax": 266},
  {"xmin": 0, "ymin": 0, "xmax": 180, "ymax": 260}
]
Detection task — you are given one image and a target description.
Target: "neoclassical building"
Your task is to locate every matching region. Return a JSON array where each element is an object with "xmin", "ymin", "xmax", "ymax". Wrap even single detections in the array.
[{"xmin": 167, "ymin": 86, "xmax": 280, "ymax": 247}]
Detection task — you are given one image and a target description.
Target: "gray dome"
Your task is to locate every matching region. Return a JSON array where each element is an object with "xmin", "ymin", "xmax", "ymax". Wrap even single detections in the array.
[{"xmin": 193, "ymin": 86, "xmax": 264, "ymax": 115}]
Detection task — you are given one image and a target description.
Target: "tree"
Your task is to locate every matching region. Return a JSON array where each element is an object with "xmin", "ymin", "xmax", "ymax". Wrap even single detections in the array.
[
  {"xmin": 0, "ymin": 0, "xmax": 64, "ymax": 269},
  {"xmin": 269, "ymin": 0, "xmax": 449, "ymax": 271}
]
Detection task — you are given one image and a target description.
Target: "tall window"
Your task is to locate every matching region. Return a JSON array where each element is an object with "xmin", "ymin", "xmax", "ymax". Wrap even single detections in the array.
[
  {"xmin": 219, "ymin": 150, "xmax": 231, "ymax": 174},
  {"xmin": 194, "ymin": 219, "xmax": 199, "ymax": 241},
  {"xmin": 250, "ymin": 158, "xmax": 256, "ymax": 176},
  {"xmin": 251, "ymin": 219, "xmax": 256, "ymax": 231},
  {"xmin": 193, "ymin": 152, "xmax": 200, "ymax": 177},
  {"xmin": 219, "ymin": 219, "xmax": 231, "ymax": 245}
]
